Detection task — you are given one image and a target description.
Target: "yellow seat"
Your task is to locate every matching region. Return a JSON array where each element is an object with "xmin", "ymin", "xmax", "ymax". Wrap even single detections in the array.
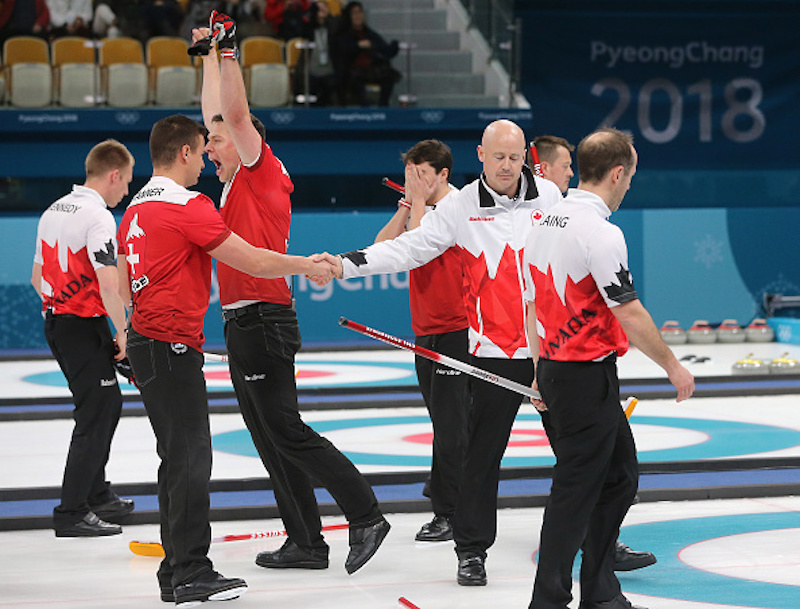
[
  {"xmin": 146, "ymin": 36, "xmax": 197, "ymax": 105},
  {"xmin": 51, "ymin": 36, "xmax": 97, "ymax": 107},
  {"xmin": 4, "ymin": 36, "xmax": 49, "ymax": 65},
  {"xmin": 51, "ymin": 36, "xmax": 95, "ymax": 65},
  {"xmin": 285, "ymin": 37, "xmax": 308, "ymax": 74},
  {"xmin": 328, "ymin": 0, "xmax": 342, "ymax": 16},
  {"xmin": 3, "ymin": 36, "xmax": 52, "ymax": 107},
  {"xmin": 240, "ymin": 36, "xmax": 284, "ymax": 66},
  {"xmin": 98, "ymin": 36, "xmax": 144, "ymax": 65},
  {"xmin": 98, "ymin": 36, "xmax": 148, "ymax": 106}
]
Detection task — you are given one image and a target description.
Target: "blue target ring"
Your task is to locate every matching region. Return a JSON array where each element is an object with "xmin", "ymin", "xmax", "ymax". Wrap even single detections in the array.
[
  {"xmin": 212, "ymin": 414, "xmax": 800, "ymax": 466},
  {"xmin": 616, "ymin": 513, "xmax": 799, "ymax": 608}
]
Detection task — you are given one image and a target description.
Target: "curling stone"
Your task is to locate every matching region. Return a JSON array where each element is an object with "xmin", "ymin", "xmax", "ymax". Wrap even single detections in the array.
[
  {"xmin": 688, "ymin": 319, "xmax": 716, "ymax": 344},
  {"xmin": 717, "ymin": 319, "xmax": 745, "ymax": 343},
  {"xmin": 731, "ymin": 354, "xmax": 769, "ymax": 375},
  {"xmin": 745, "ymin": 318, "xmax": 775, "ymax": 342},
  {"xmin": 769, "ymin": 353, "xmax": 799, "ymax": 374},
  {"xmin": 659, "ymin": 320, "xmax": 688, "ymax": 344}
]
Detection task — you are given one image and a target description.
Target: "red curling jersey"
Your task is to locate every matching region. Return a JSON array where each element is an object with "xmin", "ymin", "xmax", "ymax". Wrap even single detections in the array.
[
  {"xmin": 523, "ymin": 189, "xmax": 636, "ymax": 362},
  {"xmin": 409, "ymin": 192, "xmax": 468, "ymax": 337},
  {"xmin": 217, "ymin": 141, "xmax": 293, "ymax": 307},
  {"xmin": 117, "ymin": 177, "xmax": 231, "ymax": 352},
  {"xmin": 34, "ymin": 185, "xmax": 117, "ymax": 317}
]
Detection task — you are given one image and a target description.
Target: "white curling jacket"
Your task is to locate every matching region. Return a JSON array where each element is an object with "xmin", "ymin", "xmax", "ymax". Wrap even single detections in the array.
[{"xmin": 341, "ymin": 167, "xmax": 562, "ymax": 359}]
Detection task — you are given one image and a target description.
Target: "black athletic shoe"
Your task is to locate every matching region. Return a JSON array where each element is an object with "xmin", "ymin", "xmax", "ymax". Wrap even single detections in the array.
[
  {"xmin": 579, "ymin": 593, "xmax": 648, "ymax": 609},
  {"xmin": 54, "ymin": 512, "xmax": 121, "ymax": 537},
  {"xmin": 160, "ymin": 586, "xmax": 174, "ymax": 603},
  {"xmin": 173, "ymin": 571, "xmax": 247, "ymax": 607},
  {"xmin": 345, "ymin": 517, "xmax": 390, "ymax": 574},
  {"xmin": 89, "ymin": 496, "xmax": 135, "ymax": 524},
  {"xmin": 613, "ymin": 542, "xmax": 657, "ymax": 572},
  {"xmin": 415, "ymin": 515, "xmax": 453, "ymax": 542},
  {"xmin": 456, "ymin": 554, "xmax": 487, "ymax": 586},
  {"xmin": 255, "ymin": 539, "xmax": 329, "ymax": 570}
]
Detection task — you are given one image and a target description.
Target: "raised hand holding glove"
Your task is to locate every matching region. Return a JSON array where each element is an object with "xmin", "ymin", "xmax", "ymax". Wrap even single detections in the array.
[{"xmin": 210, "ymin": 10, "xmax": 237, "ymax": 58}]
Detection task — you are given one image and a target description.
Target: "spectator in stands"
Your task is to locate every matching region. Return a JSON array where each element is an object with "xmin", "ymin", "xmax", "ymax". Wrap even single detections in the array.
[
  {"xmin": 47, "ymin": 0, "xmax": 93, "ymax": 38},
  {"xmin": 220, "ymin": 0, "xmax": 269, "ymax": 37},
  {"xmin": 263, "ymin": 0, "xmax": 309, "ymax": 40},
  {"xmin": 92, "ymin": 1, "xmax": 121, "ymax": 38},
  {"xmin": 139, "ymin": 0, "xmax": 184, "ymax": 39},
  {"xmin": 0, "ymin": 0, "xmax": 51, "ymax": 44},
  {"xmin": 335, "ymin": 1, "xmax": 400, "ymax": 107},
  {"xmin": 293, "ymin": 0, "xmax": 340, "ymax": 105},
  {"xmin": 180, "ymin": 0, "xmax": 222, "ymax": 38}
]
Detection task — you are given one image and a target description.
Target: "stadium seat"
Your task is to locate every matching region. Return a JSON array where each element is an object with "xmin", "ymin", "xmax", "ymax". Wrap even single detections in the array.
[
  {"xmin": 98, "ymin": 37, "xmax": 148, "ymax": 107},
  {"xmin": 3, "ymin": 36, "xmax": 52, "ymax": 108},
  {"xmin": 248, "ymin": 63, "xmax": 291, "ymax": 107},
  {"xmin": 240, "ymin": 37, "xmax": 286, "ymax": 106},
  {"xmin": 240, "ymin": 36, "xmax": 284, "ymax": 66},
  {"xmin": 146, "ymin": 36, "xmax": 197, "ymax": 106},
  {"xmin": 285, "ymin": 37, "xmax": 307, "ymax": 75},
  {"xmin": 51, "ymin": 37, "xmax": 98, "ymax": 107}
]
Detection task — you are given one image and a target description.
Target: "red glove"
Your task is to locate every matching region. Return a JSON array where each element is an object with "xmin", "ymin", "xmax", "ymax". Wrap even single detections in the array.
[{"xmin": 210, "ymin": 10, "xmax": 237, "ymax": 57}]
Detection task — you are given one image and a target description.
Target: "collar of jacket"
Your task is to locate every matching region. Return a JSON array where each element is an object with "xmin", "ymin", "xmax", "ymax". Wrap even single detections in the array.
[{"xmin": 478, "ymin": 165, "xmax": 539, "ymax": 207}]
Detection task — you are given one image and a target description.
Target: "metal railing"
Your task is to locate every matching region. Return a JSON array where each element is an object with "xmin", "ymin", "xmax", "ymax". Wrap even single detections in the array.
[{"xmin": 460, "ymin": 0, "xmax": 522, "ymax": 104}]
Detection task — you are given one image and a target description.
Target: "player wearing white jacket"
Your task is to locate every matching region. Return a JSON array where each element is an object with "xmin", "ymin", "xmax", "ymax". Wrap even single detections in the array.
[{"xmin": 327, "ymin": 120, "xmax": 562, "ymax": 586}]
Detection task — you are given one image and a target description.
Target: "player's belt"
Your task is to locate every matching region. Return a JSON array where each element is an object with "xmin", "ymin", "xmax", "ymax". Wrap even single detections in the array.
[
  {"xmin": 44, "ymin": 311, "xmax": 83, "ymax": 320},
  {"xmin": 221, "ymin": 302, "xmax": 292, "ymax": 322}
]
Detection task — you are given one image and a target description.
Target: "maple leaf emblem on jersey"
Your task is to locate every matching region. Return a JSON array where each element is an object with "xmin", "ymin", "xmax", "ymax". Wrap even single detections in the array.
[
  {"xmin": 530, "ymin": 263, "xmax": 629, "ymax": 360},
  {"xmin": 93, "ymin": 239, "xmax": 116, "ymax": 266},
  {"xmin": 460, "ymin": 244, "xmax": 527, "ymax": 358},
  {"xmin": 531, "ymin": 209, "xmax": 544, "ymax": 224},
  {"xmin": 40, "ymin": 241, "xmax": 103, "ymax": 316},
  {"xmin": 341, "ymin": 250, "xmax": 368, "ymax": 267},
  {"xmin": 602, "ymin": 265, "xmax": 637, "ymax": 304}
]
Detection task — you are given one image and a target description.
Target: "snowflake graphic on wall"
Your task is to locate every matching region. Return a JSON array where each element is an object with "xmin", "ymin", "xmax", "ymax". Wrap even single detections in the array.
[{"xmin": 694, "ymin": 234, "xmax": 724, "ymax": 269}]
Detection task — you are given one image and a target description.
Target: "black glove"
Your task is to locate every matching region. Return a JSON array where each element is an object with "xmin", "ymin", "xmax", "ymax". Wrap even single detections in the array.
[
  {"xmin": 114, "ymin": 357, "xmax": 138, "ymax": 388},
  {"xmin": 188, "ymin": 35, "xmax": 212, "ymax": 57}
]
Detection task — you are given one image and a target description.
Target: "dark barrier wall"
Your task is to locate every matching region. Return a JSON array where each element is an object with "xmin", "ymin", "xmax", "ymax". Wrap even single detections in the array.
[{"xmin": 0, "ymin": 108, "xmax": 532, "ymax": 212}]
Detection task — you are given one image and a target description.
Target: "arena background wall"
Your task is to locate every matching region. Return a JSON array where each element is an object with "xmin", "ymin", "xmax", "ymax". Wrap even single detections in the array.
[{"xmin": 2, "ymin": 0, "xmax": 799, "ymax": 351}]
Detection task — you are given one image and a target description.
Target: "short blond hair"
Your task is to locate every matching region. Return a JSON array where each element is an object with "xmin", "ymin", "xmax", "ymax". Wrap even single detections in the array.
[{"xmin": 85, "ymin": 139, "xmax": 134, "ymax": 178}]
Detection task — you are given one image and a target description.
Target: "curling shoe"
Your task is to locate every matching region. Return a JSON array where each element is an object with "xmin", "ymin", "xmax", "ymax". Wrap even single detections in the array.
[
  {"xmin": 579, "ymin": 593, "xmax": 647, "ymax": 609},
  {"xmin": 54, "ymin": 512, "xmax": 121, "ymax": 537},
  {"xmin": 160, "ymin": 586, "xmax": 174, "ymax": 603},
  {"xmin": 173, "ymin": 570, "xmax": 247, "ymax": 607},
  {"xmin": 89, "ymin": 495, "xmax": 135, "ymax": 524},
  {"xmin": 255, "ymin": 539, "xmax": 329, "ymax": 570},
  {"xmin": 457, "ymin": 554, "xmax": 487, "ymax": 586},
  {"xmin": 613, "ymin": 542, "xmax": 657, "ymax": 571},
  {"xmin": 345, "ymin": 517, "xmax": 390, "ymax": 574},
  {"xmin": 415, "ymin": 515, "xmax": 453, "ymax": 542}
]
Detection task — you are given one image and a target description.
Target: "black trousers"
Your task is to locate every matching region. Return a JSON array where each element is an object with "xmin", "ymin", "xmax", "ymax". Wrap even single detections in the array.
[
  {"xmin": 530, "ymin": 358, "xmax": 638, "ymax": 609},
  {"xmin": 453, "ymin": 356, "xmax": 534, "ymax": 558},
  {"xmin": 127, "ymin": 329, "xmax": 213, "ymax": 588},
  {"xmin": 224, "ymin": 305, "xmax": 382, "ymax": 556},
  {"xmin": 44, "ymin": 314, "xmax": 122, "ymax": 528},
  {"xmin": 415, "ymin": 329, "xmax": 469, "ymax": 518}
]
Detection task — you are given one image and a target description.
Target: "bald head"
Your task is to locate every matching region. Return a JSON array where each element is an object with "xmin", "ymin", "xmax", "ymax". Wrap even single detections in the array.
[{"xmin": 478, "ymin": 120, "xmax": 527, "ymax": 197}]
